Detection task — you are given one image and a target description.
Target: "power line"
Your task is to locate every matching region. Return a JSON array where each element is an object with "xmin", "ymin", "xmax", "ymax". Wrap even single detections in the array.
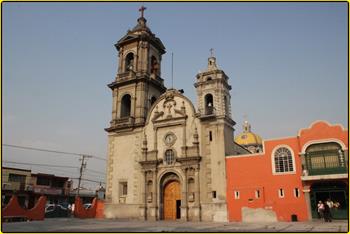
[
  {"xmin": 72, "ymin": 178, "xmax": 106, "ymax": 184},
  {"xmin": 3, "ymin": 143, "xmax": 106, "ymax": 161},
  {"xmin": 3, "ymin": 163, "xmax": 79, "ymax": 178},
  {"xmin": 86, "ymin": 168, "xmax": 106, "ymax": 175},
  {"xmin": 3, "ymin": 160, "xmax": 79, "ymax": 169}
]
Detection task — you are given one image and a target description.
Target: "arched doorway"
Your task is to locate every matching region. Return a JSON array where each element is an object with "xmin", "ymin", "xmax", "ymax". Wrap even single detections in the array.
[
  {"xmin": 163, "ymin": 181, "xmax": 181, "ymax": 220},
  {"xmin": 159, "ymin": 172, "xmax": 182, "ymax": 220}
]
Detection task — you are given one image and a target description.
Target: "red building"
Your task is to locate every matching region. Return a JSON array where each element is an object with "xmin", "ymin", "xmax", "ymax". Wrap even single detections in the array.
[{"xmin": 226, "ymin": 121, "xmax": 348, "ymax": 221}]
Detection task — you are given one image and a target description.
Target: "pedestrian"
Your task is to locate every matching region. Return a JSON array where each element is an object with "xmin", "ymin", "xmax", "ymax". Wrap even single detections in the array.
[
  {"xmin": 71, "ymin": 203, "xmax": 75, "ymax": 216},
  {"xmin": 317, "ymin": 200, "xmax": 325, "ymax": 219},
  {"xmin": 334, "ymin": 201, "xmax": 340, "ymax": 209},
  {"xmin": 326, "ymin": 198, "xmax": 334, "ymax": 209},
  {"xmin": 323, "ymin": 201, "xmax": 332, "ymax": 222}
]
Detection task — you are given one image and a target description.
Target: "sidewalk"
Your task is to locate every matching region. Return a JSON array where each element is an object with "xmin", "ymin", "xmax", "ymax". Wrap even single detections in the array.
[{"xmin": 2, "ymin": 218, "xmax": 348, "ymax": 232}]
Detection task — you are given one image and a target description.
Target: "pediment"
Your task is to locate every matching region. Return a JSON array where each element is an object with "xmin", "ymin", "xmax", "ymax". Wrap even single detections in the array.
[{"xmin": 117, "ymin": 34, "xmax": 138, "ymax": 45}]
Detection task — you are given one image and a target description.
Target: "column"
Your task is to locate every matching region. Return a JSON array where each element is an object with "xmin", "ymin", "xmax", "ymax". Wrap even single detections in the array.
[
  {"xmin": 193, "ymin": 166, "xmax": 201, "ymax": 221},
  {"xmin": 182, "ymin": 123, "xmax": 187, "ymax": 157},
  {"xmin": 153, "ymin": 127, "xmax": 157, "ymax": 151},
  {"xmin": 150, "ymin": 170, "xmax": 158, "ymax": 220},
  {"xmin": 303, "ymin": 185, "xmax": 312, "ymax": 221},
  {"xmin": 194, "ymin": 167, "xmax": 200, "ymax": 207},
  {"xmin": 139, "ymin": 170, "xmax": 147, "ymax": 220},
  {"xmin": 181, "ymin": 167, "xmax": 188, "ymax": 221}
]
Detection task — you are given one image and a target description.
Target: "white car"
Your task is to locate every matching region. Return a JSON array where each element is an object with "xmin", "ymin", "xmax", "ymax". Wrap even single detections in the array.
[{"xmin": 83, "ymin": 203, "xmax": 92, "ymax": 209}]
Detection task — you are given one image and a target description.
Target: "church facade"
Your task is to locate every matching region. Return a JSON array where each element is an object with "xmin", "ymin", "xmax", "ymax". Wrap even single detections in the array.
[
  {"xmin": 104, "ymin": 10, "xmax": 348, "ymax": 222},
  {"xmin": 104, "ymin": 11, "xmax": 245, "ymax": 221}
]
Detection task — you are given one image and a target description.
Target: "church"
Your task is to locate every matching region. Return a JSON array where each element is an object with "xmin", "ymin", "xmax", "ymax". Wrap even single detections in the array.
[
  {"xmin": 104, "ymin": 8, "xmax": 247, "ymax": 222},
  {"xmin": 104, "ymin": 9, "xmax": 348, "ymax": 222}
]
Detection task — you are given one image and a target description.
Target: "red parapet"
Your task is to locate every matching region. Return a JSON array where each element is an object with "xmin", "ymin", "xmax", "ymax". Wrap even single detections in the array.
[
  {"xmin": 74, "ymin": 196, "xmax": 97, "ymax": 218},
  {"xmin": 95, "ymin": 200, "xmax": 105, "ymax": 219},
  {"xmin": 2, "ymin": 195, "xmax": 46, "ymax": 221},
  {"xmin": 26, "ymin": 195, "xmax": 47, "ymax": 220},
  {"xmin": 2, "ymin": 195, "xmax": 26, "ymax": 218}
]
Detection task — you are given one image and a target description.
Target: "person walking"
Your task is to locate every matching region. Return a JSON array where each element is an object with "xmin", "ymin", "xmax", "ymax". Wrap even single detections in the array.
[
  {"xmin": 323, "ymin": 201, "xmax": 332, "ymax": 222},
  {"xmin": 317, "ymin": 200, "xmax": 325, "ymax": 219}
]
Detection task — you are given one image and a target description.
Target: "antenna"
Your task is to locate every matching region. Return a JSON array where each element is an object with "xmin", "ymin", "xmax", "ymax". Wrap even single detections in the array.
[{"xmin": 171, "ymin": 52, "xmax": 174, "ymax": 89}]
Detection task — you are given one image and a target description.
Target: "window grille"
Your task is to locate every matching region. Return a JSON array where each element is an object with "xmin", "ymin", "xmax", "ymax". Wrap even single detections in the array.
[
  {"xmin": 165, "ymin": 149, "xmax": 175, "ymax": 165},
  {"xmin": 274, "ymin": 147, "xmax": 294, "ymax": 173}
]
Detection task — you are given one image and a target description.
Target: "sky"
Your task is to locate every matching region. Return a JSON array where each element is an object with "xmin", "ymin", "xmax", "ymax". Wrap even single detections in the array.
[{"xmin": 2, "ymin": 2, "xmax": 348, "ymax": 189}]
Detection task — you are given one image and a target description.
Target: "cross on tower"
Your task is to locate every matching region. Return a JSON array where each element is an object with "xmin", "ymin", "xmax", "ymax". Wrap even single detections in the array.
[
  {"xmin": 139, "ymin": 5, "xmax": 147, "ymax": 18},
  {"xmin": 210, "ymin": 48, "xmax": 214, "ymax": 57},
  {"xmin": 243, "ymin": 114, "xmax": 248, "ymax": 121}
]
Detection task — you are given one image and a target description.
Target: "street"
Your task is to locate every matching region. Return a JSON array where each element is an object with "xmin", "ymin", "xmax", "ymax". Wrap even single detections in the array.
[{"xmin": 2, "ymin": 218, "xmax": 348, "ymax": 232}]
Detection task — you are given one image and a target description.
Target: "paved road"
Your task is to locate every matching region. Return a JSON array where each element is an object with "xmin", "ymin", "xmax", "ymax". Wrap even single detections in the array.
[{"xmin": 2, "ymin": 218, "xmax": 348, "ymax": 232}]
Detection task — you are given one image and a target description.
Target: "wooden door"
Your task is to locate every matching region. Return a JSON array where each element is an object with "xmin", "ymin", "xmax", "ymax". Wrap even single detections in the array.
[{"xmin": 163, "ymin": 181, "xmax": 181, "ymax": 220}]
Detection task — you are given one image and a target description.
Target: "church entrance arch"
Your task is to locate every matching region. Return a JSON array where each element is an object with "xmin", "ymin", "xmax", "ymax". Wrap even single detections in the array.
[{"xmin": 159, "ymin": 172, "xmax": 181, "ymax": 220}]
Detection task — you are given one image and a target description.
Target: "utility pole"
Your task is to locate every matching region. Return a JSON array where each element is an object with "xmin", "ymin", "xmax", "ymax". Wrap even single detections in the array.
[{"xmin": 77, "ymin": 155, "xmax": 92, "ymax": 196}]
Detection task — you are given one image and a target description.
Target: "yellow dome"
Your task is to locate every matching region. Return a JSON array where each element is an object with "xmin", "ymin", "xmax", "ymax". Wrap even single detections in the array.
[{"xmin": 235, "ymin": 132, "xmax": 262, "ymax": 146}]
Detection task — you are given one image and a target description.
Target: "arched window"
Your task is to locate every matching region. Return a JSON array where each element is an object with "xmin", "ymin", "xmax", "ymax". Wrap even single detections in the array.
[
  {"xmin": 150, "ymin": 56, "xmax": 159, "ymax": 75},
  {"xmin": 164, "ymin": 149, "xmax": 175, "ymax": 165},
  {"xmin": 204, "ymin": 93, "xmax": 214, "ymax": 115},
  {"xmin": 120, "ymin": 94, "xmax": 131, "ymax": 118},
  {"xmin": 150, "ymin": 96, "xmax": 157, "ymax": 106},
  {"xmin": 125, "ymin": 53, "xmax": 134, "ymax": 71},
  {"xmin": 305, "ymin": 142, "xmax": 345, "ymax": 175},
  {"xmin": 206, "ymin": 77, "xmax": 212, "ymax": 81},
  {"xmin": 273, "ymin": 146, "xmax": 294, "ymax": 173}
]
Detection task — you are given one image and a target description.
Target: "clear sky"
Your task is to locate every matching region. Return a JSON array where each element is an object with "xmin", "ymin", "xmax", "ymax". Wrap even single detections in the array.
[{"xmin": 3, "ymin": 2, "xmax": 348, "ymax": 189}]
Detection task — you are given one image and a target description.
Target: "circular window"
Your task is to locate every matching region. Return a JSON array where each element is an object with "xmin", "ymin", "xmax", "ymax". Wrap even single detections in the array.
[{"xmin": 164, "ymin": 132, "xmax": 176, "ymax": 146}]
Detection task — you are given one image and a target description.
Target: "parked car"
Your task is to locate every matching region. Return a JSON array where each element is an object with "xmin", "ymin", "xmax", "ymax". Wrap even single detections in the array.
[
  {"xmin": 83, "ymin": 203, "xmax": 92, "ymax": 209},
  {"xmin": 45, "ymin": 204, "xmax": 70, "ymax": 218}
]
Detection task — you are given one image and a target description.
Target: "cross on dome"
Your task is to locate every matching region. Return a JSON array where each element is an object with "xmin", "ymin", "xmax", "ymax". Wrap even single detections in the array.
[
  {"xmin": 210, "ymin": 48, "xmax": 214, "ymax": 57},
  {"xmin": 139, "ymin": 5, "xmax": 147, "ymax": 18}
]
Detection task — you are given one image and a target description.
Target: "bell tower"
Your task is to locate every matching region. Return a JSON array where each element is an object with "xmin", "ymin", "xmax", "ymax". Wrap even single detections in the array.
[
  {"xmin": 194, "ymin": 51, "xmax": 236, "ymax": 220},
  {"xmin": 106, "ymin": 7, "xmax": 167, "ymax": 132},
  {"xmin": 194, "ymin": 50, "xmax": 233, "ymax": 121}
]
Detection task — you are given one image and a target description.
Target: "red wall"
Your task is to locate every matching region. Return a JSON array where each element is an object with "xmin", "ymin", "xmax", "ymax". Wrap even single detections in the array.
[
  {"xmin": 2, "ymin": 195, "xmax": 46, "ymax": 221},
  {"xmin": 298, "ymin": 121, "xmax": 348, "ymax": 151},
  {"xmin": 226, "ymin": 121, "xmax": 348, "ymax": 222},
  {"xmin": 74, "ymin": 196, "xmax": 97, "ymax": 218},
  {"xmin": 226, "ymin": 137, "xmax": 308, "ymax": 221}
]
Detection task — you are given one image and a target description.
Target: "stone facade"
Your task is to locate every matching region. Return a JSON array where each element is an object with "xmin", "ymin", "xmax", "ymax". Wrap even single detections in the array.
[{"xmin": 104, "ymin": 13, "xmax": 241, "ymax": 222}]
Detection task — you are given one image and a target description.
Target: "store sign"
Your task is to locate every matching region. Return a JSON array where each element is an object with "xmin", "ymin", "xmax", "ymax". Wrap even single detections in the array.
[{"xmin": 33, "ymin": 187, "xmax": 62, "ymax": 195}]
